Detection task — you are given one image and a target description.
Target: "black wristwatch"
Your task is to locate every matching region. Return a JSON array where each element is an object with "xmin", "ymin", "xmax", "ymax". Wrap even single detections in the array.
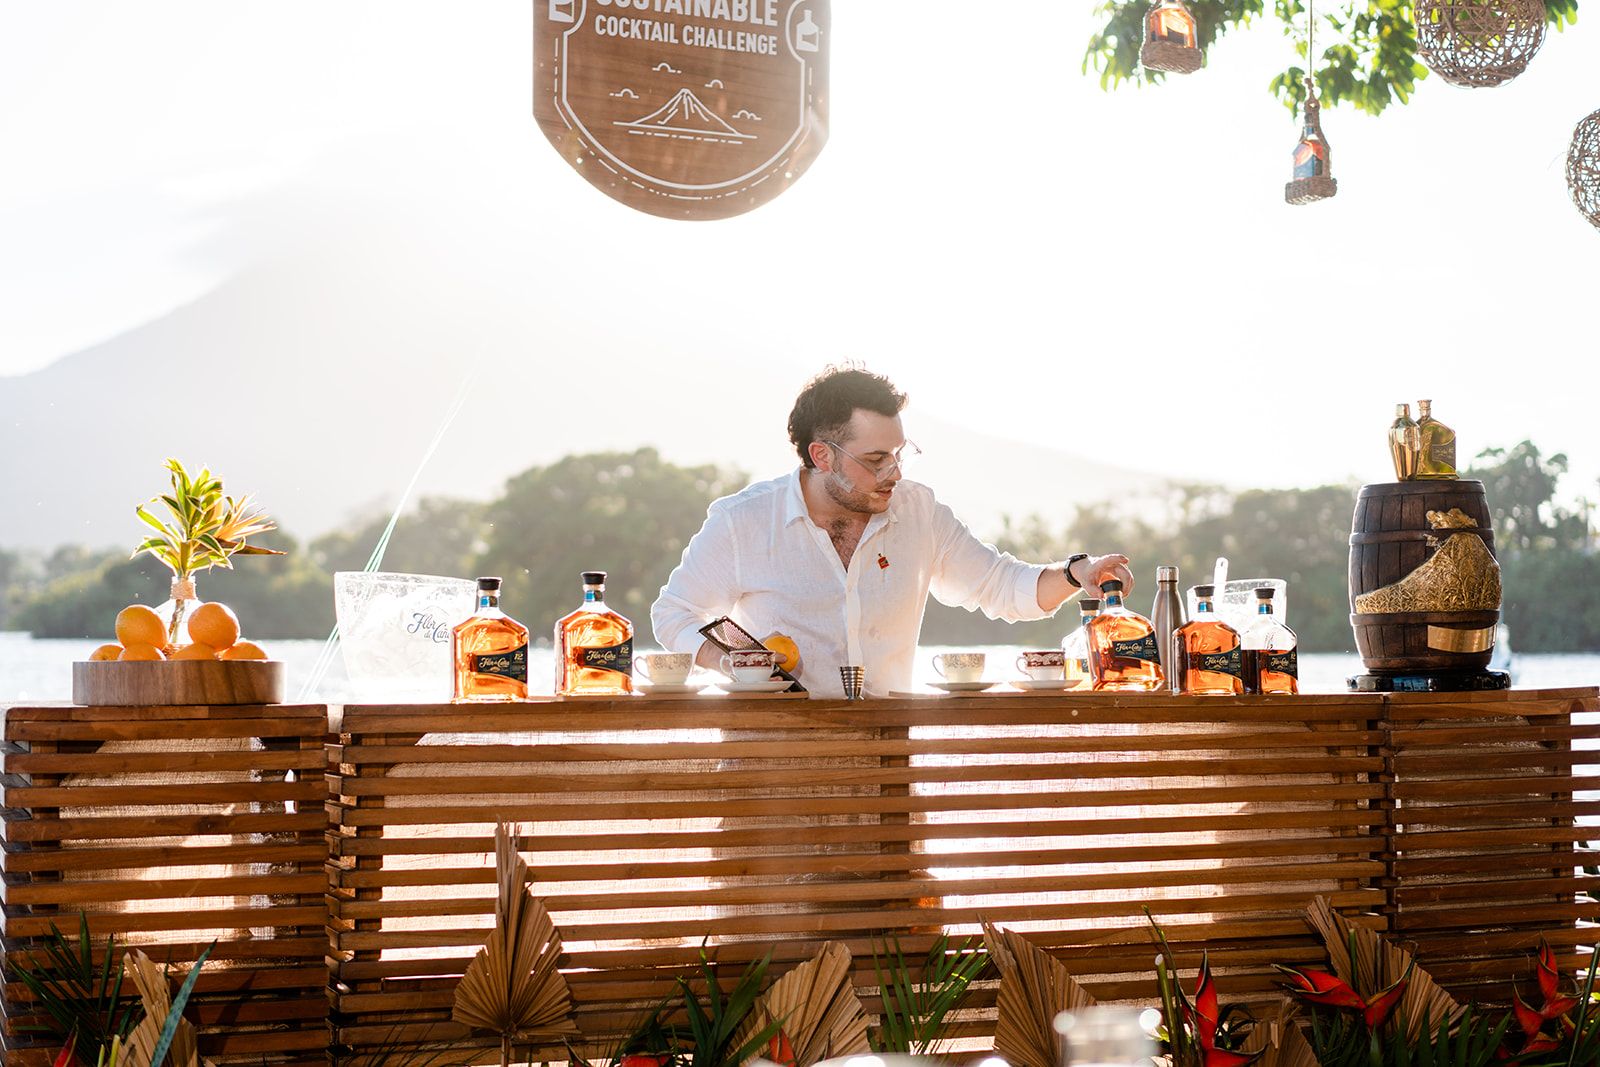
[{"xmin": 1062, "ymin": 553, "xmax": 1090, "ymax": 588}]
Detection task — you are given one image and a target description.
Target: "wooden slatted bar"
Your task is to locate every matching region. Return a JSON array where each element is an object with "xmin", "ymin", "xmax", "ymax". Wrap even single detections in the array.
[
  {"xmin": 1, "ymin": 702, "xmax": 330, "ymax": 1067},
  {"xmin": 1381, "ymin": 688, "xmax": 1600, "ymax": 1002},
  {"xmin": 3, "ymin": 686, "xmax": 1593, "ymax": 1067},
  {"xmin": 326, "ymin": 692, "xmax": 1390, "ymax": 1065}
]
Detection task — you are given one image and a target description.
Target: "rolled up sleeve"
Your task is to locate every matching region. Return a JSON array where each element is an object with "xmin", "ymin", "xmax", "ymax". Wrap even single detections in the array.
[
  {"xmin": 927, "ymin": 502, "xmax": 1058, "ymax": 623},
  {"xmin": 651, "ymin": 504, "xmax": 742, "ymax": 654}
]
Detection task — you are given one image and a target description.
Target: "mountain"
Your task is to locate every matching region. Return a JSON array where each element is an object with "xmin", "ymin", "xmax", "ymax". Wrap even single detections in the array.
[
  {"xmin": 619, "ymin": 87, "xmax": 749, "ymax": 137},
  {"xmin": 1, "ymin": 215, "xmax": 1165, "ymax": 554}
]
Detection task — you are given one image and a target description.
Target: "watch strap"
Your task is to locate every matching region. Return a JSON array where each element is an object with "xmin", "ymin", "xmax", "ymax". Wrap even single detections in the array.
[{"xmin": 1062, "ymin": 553, "xmax": 1090, "ymax": 589}]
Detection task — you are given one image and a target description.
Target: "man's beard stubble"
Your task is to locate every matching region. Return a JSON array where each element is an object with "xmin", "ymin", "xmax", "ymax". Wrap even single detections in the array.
[{"xmin": 823, "ymin": 469, "xmax": 892, "ymax": 515}]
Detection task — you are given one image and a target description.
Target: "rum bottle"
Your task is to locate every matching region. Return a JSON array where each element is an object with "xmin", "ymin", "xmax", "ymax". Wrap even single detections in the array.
[
  {"xmin": 1172, "ymin": 584, "xmax": 1244, "ymax": 696},
  {"xmin": 1241, "ymin": 586, "xmax": 1299, "ymax": 694},
  {"xmin": 1146, "ymin": 0, "xmax": 1197, "ymax": 46},
  {"xmin": 452, "ymin": 576, "xmax": 529, "ymax": 702},
  {"xmin": 555, "ymin": 570, "xmax": 634, "ymax": 696},
  {"xmin": 1061, "ymin": 598, "xmax": 1100, "ymax": 690},
  {"xmin": 1293, "ymin": 102, "xmax": 1329, "ymax": 179},
  {"xmin": 1389, "ymin": 403, "xmax": 1420, "ymax": 481},
  {"xmin": 1086, "ymin": 579, "xmax": 1166, "ymax": 692},
  {"xmin": 1414, "ymin": 399, "xmax": 1457, "ymax": 479}
]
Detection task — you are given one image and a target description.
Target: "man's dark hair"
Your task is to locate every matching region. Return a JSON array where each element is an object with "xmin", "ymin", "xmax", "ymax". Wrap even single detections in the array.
[{"xmin": 787, "ymin": 365, "xmax": 908, "ymax": 469}]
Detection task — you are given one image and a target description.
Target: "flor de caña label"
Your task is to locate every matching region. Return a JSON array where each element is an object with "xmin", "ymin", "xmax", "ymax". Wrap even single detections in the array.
[{"xmin": 535, "ymin": 0, "xmax": 829, "ymax": 220}]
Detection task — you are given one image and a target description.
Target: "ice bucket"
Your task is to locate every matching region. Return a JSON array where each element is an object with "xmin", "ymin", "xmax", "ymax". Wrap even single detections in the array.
[{"xmin": 334, "ymin": 571, "xmax": 477, "ymax": 702}]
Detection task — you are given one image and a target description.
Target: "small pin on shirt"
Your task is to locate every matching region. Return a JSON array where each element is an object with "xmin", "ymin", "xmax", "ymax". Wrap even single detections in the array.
[{"xmin": 878, "ymin": 553, "xmax": 890, "ymax": 570}]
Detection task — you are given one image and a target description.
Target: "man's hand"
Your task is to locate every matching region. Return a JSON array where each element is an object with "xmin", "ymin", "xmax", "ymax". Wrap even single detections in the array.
[
  {"xmin": 1036, "ymin": 552, "xmax": 1136, "ymax": 613},
  {"xmin": 1069, "ymin": 553, "xmax": 1135, "ymax": 598}
]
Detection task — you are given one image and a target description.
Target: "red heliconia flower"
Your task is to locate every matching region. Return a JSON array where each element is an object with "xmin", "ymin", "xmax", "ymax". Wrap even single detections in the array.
[
  {"xmin": 1277, "ymin": 966, "xmax": 1365, "ymax": 1012},
  {"xmin": 1535, "ymin": 940, "xmax": 1580, "ymax": 1019},
  {"xmin": 1277, "ymin": 962, "xmax": 1411, "ymax": 1029},
  {"xmin": 1514, "ymin": 992, "xmax": 1546, "ymax": 1038},
  {"xmin": 766, "ymin": 1028, "xmax": 796, "ymax": 1067},
  {"xmin": 1361, "ymin": 967, "xmax": 1411, "ymax": 1030},
  {"xmin": 1187, "ymin": 955, "xmax": 1260, "ymax": 1067},
  {"xmin": 53, "ymin": 1034, "xmax": 77, "ymax": 1067}
]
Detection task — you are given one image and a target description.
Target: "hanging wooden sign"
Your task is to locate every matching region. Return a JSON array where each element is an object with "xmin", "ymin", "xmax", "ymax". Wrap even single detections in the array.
[{"xmin": 534, "ymin": 0, "xmax": 830, "ymax": 221}]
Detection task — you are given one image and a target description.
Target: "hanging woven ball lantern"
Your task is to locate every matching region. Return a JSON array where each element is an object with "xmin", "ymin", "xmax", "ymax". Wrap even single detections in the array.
[
  {"xmin": 1141, "ymin": 0, "xmax": 1204, "ymax": 74},
  {"xmin": 1286, "ymin": 81, "xmax": 1337, "ymax": 205},
  {"xmin": 1414, "ymin": 0, "xmax": 1547, "ymax": 88},
  {"xmin": 1567, "ymin": 109, "xmax": 1600, "ymax": 232}
]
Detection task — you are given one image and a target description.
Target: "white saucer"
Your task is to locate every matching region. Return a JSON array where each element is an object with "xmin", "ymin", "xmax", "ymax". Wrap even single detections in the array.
[
  {"xmin": 717, "ymin": 679, "xmax": 794, "ymax": 693},
  {"xmin": 637, "ymin": 683, "xmax": 705, "ymax": 695},
  {"xmin": 1012, "ymin": 677, "xmax": 1074, "ymax": 691},
  {"xmin": 928, "ymin": 680, "xmax": 997, "ymax": 693}
]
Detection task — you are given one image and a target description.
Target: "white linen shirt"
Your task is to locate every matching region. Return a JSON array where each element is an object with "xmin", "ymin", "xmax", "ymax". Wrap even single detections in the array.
[{"xmin": 651, "ymin": 469, "xmax": 1061, "ymax": 698}]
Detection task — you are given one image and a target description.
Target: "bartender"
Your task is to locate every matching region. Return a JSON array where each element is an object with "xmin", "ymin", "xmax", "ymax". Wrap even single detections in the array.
[{"xmin": 650, "ymin": 365, "xmax": 1133, "ymax": 697}]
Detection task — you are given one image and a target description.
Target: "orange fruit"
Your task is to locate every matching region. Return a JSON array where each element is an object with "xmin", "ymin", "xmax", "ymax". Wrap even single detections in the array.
[
  {"xmin": 172, "ymin": 642, "xmax": 218, "ymax": 661},
  {"xmin": 763, "ymin": 632, "xmax": 801, "ymax": 674},
  {"xmin": 119, "ymin": 643, "xmax": 166, "ymax": 661},
  {"xmin": 115, "ymin": 605, "xmax": 166, "ymax": 649},
  {"xmin": 88, "ymin": 643, "xmax": 123, "ymax": 662},
  {"xmin": 220, "ymin": 640, "xmax": 267, "ymax": 661},
  {"xmin": 187, "ymin": 602, "xmax": 240, "ymax": 651}
]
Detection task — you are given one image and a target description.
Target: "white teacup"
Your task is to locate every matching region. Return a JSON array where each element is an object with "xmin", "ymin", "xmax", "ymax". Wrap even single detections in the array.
[
  {"xmin": 720, "ymin": 648, "xmax": 780, "ymax": 684},
  {"xmin": 932, "ymin": 651, "xmax": 986, "ymax": 683},
  {"xmin": 636, "ymin": 652, "xmax": 693, "ymax": 686},
  {"xmin": 1016, "ymin": 649, "xmax": 1066, "ymax": 681}
]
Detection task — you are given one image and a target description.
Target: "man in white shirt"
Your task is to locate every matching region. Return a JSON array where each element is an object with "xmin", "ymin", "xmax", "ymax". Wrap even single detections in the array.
[{"xmin": 651, "ymin": 366, "xmax": 1134, "ymax": 697}]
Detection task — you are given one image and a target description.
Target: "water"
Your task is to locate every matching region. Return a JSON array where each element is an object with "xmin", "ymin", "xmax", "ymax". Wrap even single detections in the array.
[{"xmin": 3, "ymin": 631, "xmax": 1596, "ymax": 705}]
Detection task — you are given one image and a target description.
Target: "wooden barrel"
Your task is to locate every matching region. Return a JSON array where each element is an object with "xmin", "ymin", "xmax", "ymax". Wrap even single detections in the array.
[{"xmin": 1348, "ymin": 480, "xmax": 1499, "ymax": 674}]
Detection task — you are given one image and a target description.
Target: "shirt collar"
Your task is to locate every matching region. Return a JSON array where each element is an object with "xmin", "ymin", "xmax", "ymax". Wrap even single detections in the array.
[{"xmin": 785, "ymin": 467, "xmax": 902, "ymax": 527}]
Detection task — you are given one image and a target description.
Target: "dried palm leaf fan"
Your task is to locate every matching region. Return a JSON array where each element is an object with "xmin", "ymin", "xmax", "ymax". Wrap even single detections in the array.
[
  {"xmin": 1568, "ymin": 108, "xmax": 1600, "ymax": 231},
  {"xmin": 1241, "ymin": 1014, "xmax": 1320, "ymax": 1067},
  {"xmin": 1303, "ymin": 897, "xmax": 1463, "ymax": 1040},
  {"xmin": 734, "ymin": 942, "xmax": 871, "ymax": 1066},
  {"xmin": 1141, "ymin": 0, "xmax": 1204, "ymax": 73},
  {"xmin": 453, "ymin": 823, "xmax": 579, "ymax": 1066},
  {"xmin": 982, "ymin": 921, "xmax": 1098, "ymax": 1067},
  {"xmin": 123, "ymin": 949, "xmax": 205, "ymax": 1067},
  {"xmin": 1415, "ymin": 0, "xmax": 1546, "ymax": 87},
  {"xmin": 1285, "ymin": 0, "xmax": 1338, "ymax": 205}
]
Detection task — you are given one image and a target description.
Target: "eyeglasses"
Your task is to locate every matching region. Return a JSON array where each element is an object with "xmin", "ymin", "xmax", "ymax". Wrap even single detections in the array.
[{"xmin": 822, "ymin": 439, "xmax": 921, "ymax": 480}]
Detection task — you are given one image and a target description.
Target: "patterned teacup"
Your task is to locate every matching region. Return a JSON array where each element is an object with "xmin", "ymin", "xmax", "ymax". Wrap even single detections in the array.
[
  {"xmin": 931, "ymin": 652, "xmax": 986, "ymax": 683},
  {"xmin": 636, "ymin": 652, "xmax": 694, "ymax": 686},
  {"xmin": 1016, "ymin": 649, "xmax": 1066, "ymax": 681},
  {"xmin": 720, "ymin": 648, "xmax": 780, "ymax": 684}
]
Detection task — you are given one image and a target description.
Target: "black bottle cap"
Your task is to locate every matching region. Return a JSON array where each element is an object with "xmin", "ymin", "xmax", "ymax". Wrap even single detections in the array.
[
  {"xmin": 1193, "ymin": 584, "xmax": 1215, "ymax": 597},
  {"xmin": 476, "ymin": 577, "xmax": 502, "ymax": 591},
  {"xmin": 1100, "ymin": 579, "xmax": 1123, "ymax": 593},
  {"xmin": 1255, "ymin": 586, "xmax": 1277, "ymax": 599},
  {"xmin": 1079, "ymin": 598, "xmax": 1101, "ymax": 610},
  {"xmin": 581, "ymin": 571, "xmax": 607, "ymax": 585}
]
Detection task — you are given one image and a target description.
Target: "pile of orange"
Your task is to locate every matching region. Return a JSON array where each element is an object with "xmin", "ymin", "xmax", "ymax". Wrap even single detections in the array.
[{"xmin": 89, "ymin": 602, "xmax": 269, "ymax": 663}]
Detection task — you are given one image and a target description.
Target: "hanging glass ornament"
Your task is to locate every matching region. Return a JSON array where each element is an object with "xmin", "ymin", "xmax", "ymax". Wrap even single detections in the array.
[
  {"xmin": 1414, "ymin": 0, "xmax": 1547, "ymax": 88},
  {"xmin": 1286, "ymin": 79, "xmax": 1338, "ymax": 205},
  {"xmin": 1141, "ymin": 0, "xmax": 1204, "ymax": 74},
  {"xmin": 1567, "ymin": 109, "xmax": 1600, "ymax": 232}
]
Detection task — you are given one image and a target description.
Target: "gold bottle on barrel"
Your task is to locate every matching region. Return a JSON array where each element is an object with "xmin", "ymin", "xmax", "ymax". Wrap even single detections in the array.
[
  {"xmin": 1389, "ymin": 403, "xmax": 1419, "ymax": 481},
  {"xmin": 1414, "ymin": 399, "xmax": 1457, "ymax": 479}
]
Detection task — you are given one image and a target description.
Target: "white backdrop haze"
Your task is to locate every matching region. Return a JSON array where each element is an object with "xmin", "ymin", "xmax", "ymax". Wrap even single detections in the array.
[{"xmin": 2, "ymin": 1, "xmax": 1597, "ymax": 550}]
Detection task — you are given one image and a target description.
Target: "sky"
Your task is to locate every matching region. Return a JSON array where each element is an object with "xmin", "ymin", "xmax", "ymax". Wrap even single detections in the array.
[{"xmin": 2, "ymin": 1, "xmax": 1597, "ymax": 519}]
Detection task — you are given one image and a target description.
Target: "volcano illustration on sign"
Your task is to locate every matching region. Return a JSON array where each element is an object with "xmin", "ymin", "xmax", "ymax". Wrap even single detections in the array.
[
  {"xmin": 534, "ymin": 0, "xmax": 830, "ymax": 220},
  {"xmin": 615, "ymin": 87, "xmax": 755, "ymax": 144}
]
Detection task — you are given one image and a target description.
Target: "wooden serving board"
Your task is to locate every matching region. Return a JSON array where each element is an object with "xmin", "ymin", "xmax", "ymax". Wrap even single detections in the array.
[{"xmin": 72, "ymin": 659, "xmax": 285, "ymax": 706}]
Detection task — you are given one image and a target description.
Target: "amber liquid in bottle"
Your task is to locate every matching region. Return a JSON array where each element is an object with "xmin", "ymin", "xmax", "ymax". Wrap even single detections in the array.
[
  {"xmin": 1061, "ymin": 598, "xmax": 1100, "ymax": 690},
  {"xmin": 452, "ymin": 577, "xmax": 530, "ymax": 702},
  {"xmin": 1414, "ymin": 399, "xmax": 1457, "ymax": 480},
  {"xmin": 1242, "ymin": 588, "xmax": 1299, "ymax": 695},
  {"xmin": 1173, "ymin": 587, "xmax": 1244, "ymax": 696},
  {"xmin": 555, "ymin": 571, "xmax": 634, "ymax": 697},
  {"xmin": 1086, "ymin": 580, "xmax": 1165, "ymax": 692}
]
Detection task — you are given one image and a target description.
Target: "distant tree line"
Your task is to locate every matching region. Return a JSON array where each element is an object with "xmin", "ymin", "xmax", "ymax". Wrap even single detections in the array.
[{"xmin": 2, "ymin": 442, "xmax": 1594, "ymax": 653}]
